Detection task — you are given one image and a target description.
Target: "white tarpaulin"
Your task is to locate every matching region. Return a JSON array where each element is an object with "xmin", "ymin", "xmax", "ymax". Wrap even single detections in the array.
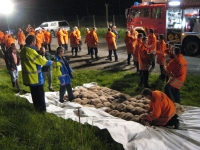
[{"xmin": 16, "ymin": 83, "xmax": 200, "ymax": 150}]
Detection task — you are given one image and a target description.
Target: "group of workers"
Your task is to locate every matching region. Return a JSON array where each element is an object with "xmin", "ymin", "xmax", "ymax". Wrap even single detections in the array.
[
  {"xmin": 123, "ymin": 25, "xmax": 188, "ymax": 128},
  {"xmin": 0, "ymin": 23, "xmax": 189, "ymax": 129}
]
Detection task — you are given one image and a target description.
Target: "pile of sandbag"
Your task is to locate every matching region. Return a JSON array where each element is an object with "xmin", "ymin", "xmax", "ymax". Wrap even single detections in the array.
[{"xmin": 64, "ymin": 86, "xmax": 185, "ymax": 123}]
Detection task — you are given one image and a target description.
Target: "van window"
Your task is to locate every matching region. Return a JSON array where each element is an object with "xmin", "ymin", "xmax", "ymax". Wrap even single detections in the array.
[
  {"xmin": 51, "ymin": 22, "xmax": 57, "ymax": 26},
  {"xmin": 40, "ymin": 23, "xmax": 48, "ymax": 27},
  {"xmin": 58, "ymin": 21, "xmax": 69, "ymax": 27},
  {"xmin": 151, "ymin": 7, "xmax": 162, "ymax": 19},
  {"xmin": 140, "ymin": 8, "xmax": 149, "ymax": 17}
]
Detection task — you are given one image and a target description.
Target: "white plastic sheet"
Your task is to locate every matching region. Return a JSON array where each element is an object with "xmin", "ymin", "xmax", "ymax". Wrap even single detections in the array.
[{"xmin": 16, "ymin": 83, "xmax": 200, "ymax": 150}]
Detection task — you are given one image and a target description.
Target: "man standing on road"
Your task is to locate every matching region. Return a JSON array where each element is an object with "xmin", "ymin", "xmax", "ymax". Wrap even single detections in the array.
[
  {"xmin": 85, "ymin": 28, "xmax": 90, "ymax": 55},
  {"xmin": 88, "ymin": 27, "xmax": 98, "ymax": 60},
  {"xmin": 106, "ymin": 28, "xmax": 118, "ymax": 62},
  {"xmin": 17, "ymin": 28, "xmax": 25, "ymax": 50},
  {"xmin": 164, "ymin": 47, "xmax": 188, "ymax": 104},
  {"xmin": 20, "ymin": 35, "xmax": 53, "ymax": 112}
]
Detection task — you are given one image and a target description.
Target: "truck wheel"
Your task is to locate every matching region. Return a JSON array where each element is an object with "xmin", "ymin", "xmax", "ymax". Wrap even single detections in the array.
[
  {"xmin": 51, "ymin": 30, "xmax": 55, "ymax": 38},
  {"xmin": 183, "ymin": 38, "xmax": 200, "ymax": 56}
]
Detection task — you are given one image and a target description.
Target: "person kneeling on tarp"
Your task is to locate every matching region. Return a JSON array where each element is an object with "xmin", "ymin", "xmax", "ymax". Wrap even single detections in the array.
[{"xmin": 139, "ymin": 88, "xmax": 179, "ymax": 129}]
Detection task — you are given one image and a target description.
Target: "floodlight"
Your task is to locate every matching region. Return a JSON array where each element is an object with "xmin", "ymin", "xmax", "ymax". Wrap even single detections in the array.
[{"xmin": 0, "ymin": 0, "xmax": 14, "ymax": 15}]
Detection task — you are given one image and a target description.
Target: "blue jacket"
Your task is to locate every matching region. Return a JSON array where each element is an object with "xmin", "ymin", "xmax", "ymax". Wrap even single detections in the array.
[{"xmin": 55, "ymin": 55, "xmax": 73, "ymax": 85}]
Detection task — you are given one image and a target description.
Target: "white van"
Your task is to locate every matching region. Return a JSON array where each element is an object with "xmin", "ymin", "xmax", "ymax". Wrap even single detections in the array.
[{"xmin": 35, "ymin": 20, "xmax": 70, "ymax": 37}]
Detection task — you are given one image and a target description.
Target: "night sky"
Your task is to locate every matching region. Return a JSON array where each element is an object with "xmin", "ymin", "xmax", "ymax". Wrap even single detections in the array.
[{"xmin": 0, "ymin": 0, "xmax": 141, "ymax": 30}]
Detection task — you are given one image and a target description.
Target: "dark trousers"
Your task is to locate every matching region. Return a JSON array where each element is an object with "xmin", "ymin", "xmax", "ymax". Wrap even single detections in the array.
[
  {"xmin": 71, "ymin": 47, "xmax": 78, "ymax": 56},
  {"xmin": 140, "ymin": 70, "xmax": 149, "ymax": 87},
  {"xmin": 87, "ymin": 46, "xmax": 90, "ymax": 55},
  {"xmin": 164, "ymin": 84, "xmax": 180, "ymax": 103},
  {"xmin": 90, "ymin": 47, "xmax": 98, "ymax": 59},
  {"xmin": 59, "ymin": 83, "xmax": 74, "ymax": 102},
  {"xmin": 64, "ymin": 44, "xmax": 68, "ymax": 51},
  {"xmin": 44, "ymin": 44, "xmax": 52, "ymax": 52},
  {"xmin": 30, "ymin": 85, "xmax": 46, "ymax": 112},
  {"xmin": 109, "ymin": 50, "xmax": 118, "ymax": 61},
  {"xmin": 134, "ymin": 61, "xmax": 139, "ymax": 72},
  {"xmin": 127, "ymin": 54, "xmax": 132, "ymax": 65}
]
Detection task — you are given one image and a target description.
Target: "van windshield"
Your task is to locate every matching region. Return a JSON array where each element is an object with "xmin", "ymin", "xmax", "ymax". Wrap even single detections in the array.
[{"xmin": 59, "ymin": 21, "xmax": 69, "ymax": 26}]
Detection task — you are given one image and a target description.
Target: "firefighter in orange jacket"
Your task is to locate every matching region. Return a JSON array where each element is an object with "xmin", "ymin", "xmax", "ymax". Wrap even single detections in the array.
[
  {"xmin": 0, "ymin": 30, "xmax": 5, "ymax": 51},
  {"xmin": 43, "ymin": 29, "xmax": 52, "ymax": 52},
  {"xmin": 134, "ymin": 33, "xmax": 143, "ymax": 73},
  {"xmin": 164, "ymin": 47, "xmax": 188, "ymax": 104},
  {"xmin": 138, "ymin": 37, "xmax": 150, "ymax": 88},
  {"xmin": 106, "ymin": 28, "xmax": 118, "ymax": 62},
  {"xmin": 6, "ymin": 35, "xmax": 15, "ymax": 50},
  {"xmin": 57, "ymin": 28, "xmax": 66, "ymax": 48},
  {"xmin": 28, "ymin": 28, "xmax": 35, "ymax": 36},
  {"xmin": 85, "ymin": 28, "xmax": 91, "ymax": 55},
  {"xmin": 156, "ymin": 34, "xmax": 166, "ymax": 78},
  {"xmin": 148, "ymin": 28, "xmax": 157, "ymax": 70},
  {"xmin": 2, "ymin": 31, "xmax": 10, "ymax": 52},
  {"xmin": 17, "ymin": 28, "xmax": 25, "ymax": 49},
  {"xmin": 87, "ymin": 27, "xmax": 98, "ymax": 59},
  {"xmin": 62, "ymin": 27, "xmax": 68, "ymax": 51},
  {"xmin": 74, "ymin": 26, "xmax": 81, "ymax": 51},
  {"xmin": 124, "ymin": 30, "xmax": 136, "ymax": 65},
  {"xmin": 69, "ymin": 28, "xmax": 79, "ymax": 56},
  {"xmin": 139, "ymin": 88, "xmax": 179, "ymax": 128},
  {"xmin": 36, "ymin": 29, "xmax": 44, "ymax": 50},
  {"xmin": 130, "ymin": 25, "xmax": 138, "ymax": 38}
]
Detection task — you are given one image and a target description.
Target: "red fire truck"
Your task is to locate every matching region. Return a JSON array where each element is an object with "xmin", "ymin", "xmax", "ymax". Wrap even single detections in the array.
[{"xmin": 125, "ymin": 0, "xmax": 200, "ymax": 56}]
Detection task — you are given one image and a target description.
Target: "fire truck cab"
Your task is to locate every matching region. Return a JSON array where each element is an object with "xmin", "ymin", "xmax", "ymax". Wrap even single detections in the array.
[{"xmin": 125, "ymin": 0, "xmax": 200, "ymax": 56}]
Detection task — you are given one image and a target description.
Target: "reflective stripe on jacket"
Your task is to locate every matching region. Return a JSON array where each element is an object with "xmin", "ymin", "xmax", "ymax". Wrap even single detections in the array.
[
  {"xmin": 147, "ymin": 90, "xmax": 176, "ymax": 126},
  {"xmin": 20, "ymin": 45, "xmax": 52, "ymax": 85}
]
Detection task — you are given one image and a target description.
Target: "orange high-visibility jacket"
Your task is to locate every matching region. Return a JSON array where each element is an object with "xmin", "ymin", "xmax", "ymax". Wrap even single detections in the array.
[
  {"xmin": 63, "ymin": 29, "xmax": 68, "ymax": 44},
  {"xmin": 69, "ymin": 31, "xmax": 79, "ymax": 47},
  {"xmin": 124, "ymin": 35, "xmax": 136, "ymax": 54},
  {"xmin": 2, "ymin": 33, "xmax": 9, "ymax": 44},
  {"xmin": 156, "ymin": 40, "xmax": 166, "ymax": 65},
  {"xmin": 44, "ymin": 31, "xmax": 52, "ymax": 44},
  {"xmin": 57, "ymin": 30, "xmax": 66, "ymax": 45},
  {"xmin": 36, "ymin": 32, "xmax": 44, "ymax": 50},
  {"xmin": 147, "ymin": 90, "xmax": 176, "ymax": 126},
  {"xmin": 17, "ymin": 31, "xmax": 25, "ymax": 45},
  {"xmin": 138, "ymin": 43, "xmax": 149, "ymax": 70},
  {"xmin": 29, "ymin": 30, "xmax": 35, "ymax": 36},
  {"xmin": 148, "ymin": 33, "xmax": 157, "ymax": 53},
  {"xmin": 76, "ymin": 29, "xmax": 81, "ymax": 40},
  {"xmin": 105, "ymin": 31, "xmax": 117, "ymax": 50},
  {"xmin": 6, "ymin": 37, "xmax": 15, "ymax": 48},
  {"xmin": 134, "ymin": 38, "xmax": 142, "ymax": 61},
  {"xmin": 130, "ymin": 30, "xmax": 138, "ymax": 37},
  {"xmin": 0, "ymin": 31, "xmax": 4, "ymax": 44},
  {"xmin": 85, "ymin": 30, "xmax": 90, "ymax": 45},
  {"xmin": 87, "ymin": 30, "xmax": 98, "ymax": 48},
  {"xmin": 165, "ymin": 54, "xmax": 188, "ymax": 89}
]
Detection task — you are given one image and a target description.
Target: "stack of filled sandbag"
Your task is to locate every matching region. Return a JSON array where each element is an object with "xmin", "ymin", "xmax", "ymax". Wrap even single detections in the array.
[{"xmin": 64, "ymin": 86, "xmax": 185, "ymax": 123}]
